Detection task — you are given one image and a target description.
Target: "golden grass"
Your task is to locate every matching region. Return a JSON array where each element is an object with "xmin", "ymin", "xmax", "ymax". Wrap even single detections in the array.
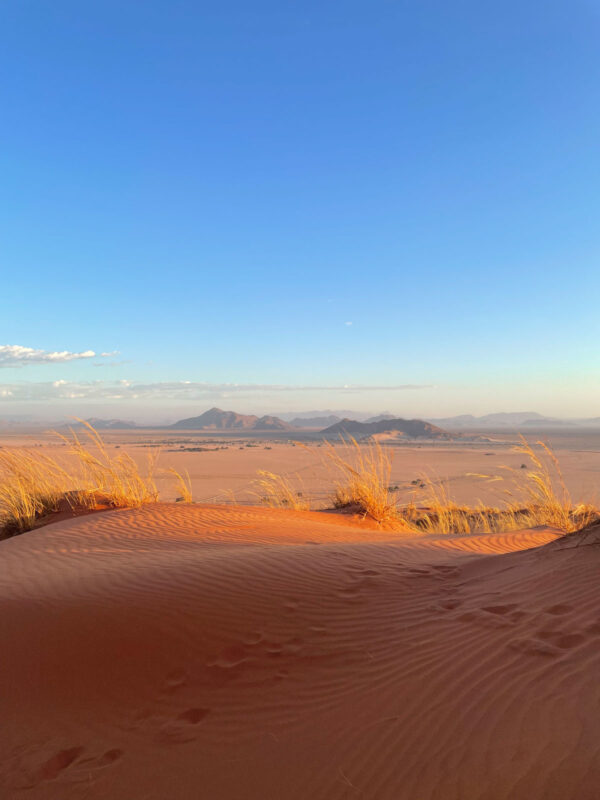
[
  {"xmin": 0, "ymin": 420, "xmax": 183, "ymax": 537},
  {"xmin": 289, "ymin": 435, "xmax": 599, "ymax": 535},
  {"xmin": 168, "ymin": 467, "xmax": 193, "ymax": 503},
  {"xmin": 253, "ymin": 470, "xmax": 310, "ymax": 511},
  {"xmin": 323, "ymin": 437, "xmax": 400, "ymax": 526},
  {"xmin": 2, "ymin": 425, "xmax": 597, "ymax": 539},
  {"xmin": 501, "ymin": 437, "xmax": 598, "ymax": 531},
  {"xmin": 0, "ymin": 449, "xmax": 77, "ymax": 536},
  {"xmin": 55, "ymin": 420, "xmax": 159, "ymax": 509}
]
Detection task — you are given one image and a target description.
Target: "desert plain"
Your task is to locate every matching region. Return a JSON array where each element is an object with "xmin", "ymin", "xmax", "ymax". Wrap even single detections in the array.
[{"xmin": 1, "ymin": 426, "xmax": 599, "ymax": 799}]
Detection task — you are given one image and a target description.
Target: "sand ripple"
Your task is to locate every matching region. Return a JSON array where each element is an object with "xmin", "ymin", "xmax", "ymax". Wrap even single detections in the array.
[{"xmin": 0, "ymin": 505, "xmax": 598, "ymax": 799}]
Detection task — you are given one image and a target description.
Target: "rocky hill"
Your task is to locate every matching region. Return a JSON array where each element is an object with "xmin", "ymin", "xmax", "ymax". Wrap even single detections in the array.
[
  {"xmin": 171, "ymin": 407, "xmax": 291, "ymax": 431},
  {"xmin": 321, "ymin": 417, "xmax": 452, "ymax": 439}
]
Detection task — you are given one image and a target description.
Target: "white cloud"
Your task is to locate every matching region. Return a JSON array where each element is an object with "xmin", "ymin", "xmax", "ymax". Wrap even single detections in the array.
[
  {"xmin": 0, "ymin": 345, "xmax": 115, "ymax": 367},
  {"xmin": 0, "ymin": 380, "xmax": 433, "ymax": 402},
  {"xmin": 345, "ymin": 321, "xmax": 353, "ymax": 326}
]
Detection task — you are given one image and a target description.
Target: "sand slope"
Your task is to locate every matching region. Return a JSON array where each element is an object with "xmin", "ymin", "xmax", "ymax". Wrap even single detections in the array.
[{"xmin": 0, "ymin": 504, "xmax": 599, "ymax": 799}]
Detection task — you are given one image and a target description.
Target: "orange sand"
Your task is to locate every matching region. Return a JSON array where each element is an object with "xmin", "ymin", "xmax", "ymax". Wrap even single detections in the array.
[{"xmin": 1, "ymin": 504, "xmax": 599, "ymax": 799}]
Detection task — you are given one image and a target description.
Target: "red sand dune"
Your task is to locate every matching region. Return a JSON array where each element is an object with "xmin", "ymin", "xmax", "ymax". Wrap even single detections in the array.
[{"xmin": 1, "ymin": 504, "xmax": 599, "ymax": 799}]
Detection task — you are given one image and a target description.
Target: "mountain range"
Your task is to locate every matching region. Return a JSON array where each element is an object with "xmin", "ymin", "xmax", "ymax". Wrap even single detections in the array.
[
  {"xmin": 71, "ymin": 409, "xmax": 600, "ymax": 431},
  {"xmin": 425, "ymin": 412, "xmax": 589, "ymax": 428}
]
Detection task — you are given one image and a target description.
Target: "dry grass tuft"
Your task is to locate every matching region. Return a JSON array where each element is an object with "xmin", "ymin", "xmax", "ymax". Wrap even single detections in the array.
[
  {"xmin": 253, "ymin": 470, "xmax": 310, "ymax": 511},
  {"xmin": 168, "ymin": 468, "xmax": 193, "ymax": 503},
  {"xmin": 0, "ymin": 449, "xmax": 76, "ymax": 536},
  {"xmin": 499, "ymin": 437, "xmax": 598, "ymax": 531},
  {"xmin": 55, "ymin": 420, "xmax": 159, "ymax": 509},
  {"xmin": 388, "ymin": 436, "xmax": 598, "ymax": 534},
  {"xmin": 0, "ymin": 420, "xmax": 184, "ymax": 537},
  {"xmin": 324, "ymin": 437, "xmax": 402, "ymax": 526},
  {"xmin": 267, "ymin": 435, "xmax": 599, "ymax": 535}
]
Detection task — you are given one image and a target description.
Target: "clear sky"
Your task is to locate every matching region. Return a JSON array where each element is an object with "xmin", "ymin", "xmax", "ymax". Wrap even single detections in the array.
[{"xmin": 1, "ymin": 0, "xmax": 599, "ymax": 421}]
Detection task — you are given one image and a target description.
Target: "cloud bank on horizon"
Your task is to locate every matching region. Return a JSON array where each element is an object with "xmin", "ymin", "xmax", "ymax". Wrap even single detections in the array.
[{"xmin": 0, "ymin": 379, "xmax": 432, "ymax": 402}]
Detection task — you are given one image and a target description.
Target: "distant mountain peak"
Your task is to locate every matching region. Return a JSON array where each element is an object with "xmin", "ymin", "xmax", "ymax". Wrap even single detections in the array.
[
  {"xmin": 321, "ymin": 417, "xmax": 451, "ymax": 439},
  {"xmin": 171, "ymin": 408, "xmax": 291, "ymax": 431}
]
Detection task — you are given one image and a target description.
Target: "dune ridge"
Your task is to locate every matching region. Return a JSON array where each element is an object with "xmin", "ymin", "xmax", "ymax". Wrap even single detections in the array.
[{"xmin": 1, "ymin": 504, "xmax": 598, "ymax": 799}]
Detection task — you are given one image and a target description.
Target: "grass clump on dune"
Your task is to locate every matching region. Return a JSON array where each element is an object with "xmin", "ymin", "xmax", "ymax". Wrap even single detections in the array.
[
  {"xmin": 253, "ymin": 470, "xmax": 310, "ymax": 511},
  {"xmin": 0, "ymin": 449, "xmax": 78, "ymax": 537},
  {"xmin": 299, "ymin": 435, "xmax": 598, "ymax": 535},
  {"xmin": 0, "ymin": 421, "xmax": 170, "ymax": 538},
  {"xmin": 324, "ymin": 437, "xmax": 401, "ymax": 527},
  {"xmin": 56, "ymin": 420, "xmax": 159, "ymax": 509}
]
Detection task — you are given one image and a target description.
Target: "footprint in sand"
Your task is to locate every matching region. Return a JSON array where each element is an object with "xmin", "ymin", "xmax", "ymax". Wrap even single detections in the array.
[
  {"xmin": 586, "ymin": 621, "xmax": 600, "ymax": 635},
  {"xmin": 35, "ymin": 747, "xmax": 85, "ymax": 782},
  {"xmin": 537, "ymin": 630, "xmax": 585, "ymax": 650},
  {"xmin": 79, "ymin": 748, "xmax": 123, "ymax": 769},
  {"xmin": 431, "ymin": 565, "xmax": 460, "ymax": 578},
  {"xmin": 347, "ymin": 566, "xmax": 382, "ymax": 577},
  {"xmin": 208, "ymin": 644, "xmax": 247, "ymax": 668},
  {"xmin": 438, "ymin": 598, "xmax": 462, "ymax": 611},
  {"xmin": 241, "ymin": 631, "xmax": 264, "ymax": 646},
  {"xmin": 458, "ymin": 608, "xmax": 515, "ymax": 628},
  {"xmin": 510, "ymin": 629, "xmax": 585, "ymax": 657},
  {"xmin": 545, "ymin": 604, "xmax": 573, "ymax": 616},
  {"xmin": 20, "ymin": 745, "xmax": 123, "ymax": 788},
  {"xmin": 483, "ymin": 604, "xmax": 527, "ymax": 622},
  {"xmin": 158, "ymin": 708, "xmax": 210, "ymax": 743},
  {"xmin": 264, "ymin": 637, "xmax": 304, "ymax": 656},
  {"xmin": 509, "ymin": 637, "xmax": 562, "ymax": 657},
  {"xmin": 162, "ymin": 669, "xmax": 188, "ymax": 693}
]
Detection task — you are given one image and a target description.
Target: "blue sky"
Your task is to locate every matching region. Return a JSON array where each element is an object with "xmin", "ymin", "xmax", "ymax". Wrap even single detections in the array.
[{"xmin": 1, "ymin": 0, "xmax": 599, "ymax": 420}]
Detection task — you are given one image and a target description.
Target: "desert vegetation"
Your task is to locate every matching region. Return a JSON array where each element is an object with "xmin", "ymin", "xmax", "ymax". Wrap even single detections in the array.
[
  {"xmin": 253, "ymin": 470, "xmax": 310, "ymax": 511},
  {"xmin": 256, "ymin": 436, "xmax": 599, "ymax": 535},
  {"xmin": 0, "ymin": 421, "xmax": 189, "ymax": 538},
  {"xmin": 1, "ymin": 424, "xmax": 598, "ymax": 539}
]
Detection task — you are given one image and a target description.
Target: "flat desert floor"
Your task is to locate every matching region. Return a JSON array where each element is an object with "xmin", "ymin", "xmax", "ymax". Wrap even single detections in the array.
[{"xmin": 1, "ymin": 430, "xmax": 599, "ymax": 799}]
